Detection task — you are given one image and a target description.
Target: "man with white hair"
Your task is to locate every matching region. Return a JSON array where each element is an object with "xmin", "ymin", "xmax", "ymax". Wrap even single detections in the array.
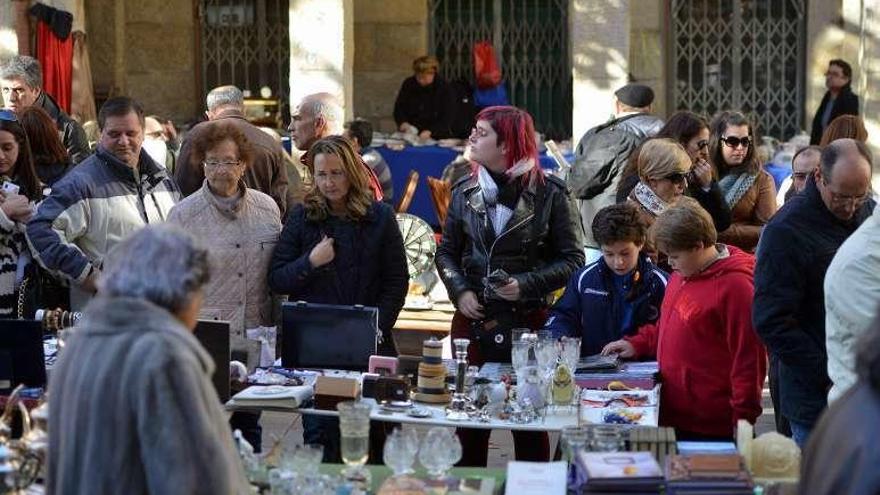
[
  {"xmin": 0, "ymin": 55, "xmax": 90, "ymax": 163},
  {"xmin": 175, "ymin": 85, "xmax": 300, "ymax": 217},
  {"xmin": 288, "ymin": 92, "xmax": 384, "ymax": 200}
]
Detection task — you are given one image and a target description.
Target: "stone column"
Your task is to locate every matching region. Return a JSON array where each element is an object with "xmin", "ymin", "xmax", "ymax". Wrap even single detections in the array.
[
  {"xmin": 569, "ymin": 0, "xmax": 630, "ymax": 143},
  {"xmin": 289, "ymin": 0, "xmax": 354, "ymax": 119}
]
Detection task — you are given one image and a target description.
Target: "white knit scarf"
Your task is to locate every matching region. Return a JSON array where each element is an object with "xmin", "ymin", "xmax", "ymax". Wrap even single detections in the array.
[{"xmin": 477, "ymin": 159, "xmax": 536, "ymax": 233}]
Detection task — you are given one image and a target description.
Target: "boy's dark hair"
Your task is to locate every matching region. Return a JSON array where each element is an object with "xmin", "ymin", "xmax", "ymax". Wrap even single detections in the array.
[
  {"xmin": 592, "ymin": 203, "xmax": 647, "ymax": 247},
  {"xmin": 344, "ymin": 119, "xmax": 373, "ymax": 148},
  {"xmin": 829, "ymin": 58, "xmax": 853, "ymax": 80}
]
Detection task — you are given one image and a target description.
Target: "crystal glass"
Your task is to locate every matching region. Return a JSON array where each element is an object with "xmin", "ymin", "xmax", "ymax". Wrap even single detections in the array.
[
  {"xmin": 418, "ymin": 427, "xmax": 461, "ymax": 479},
  {"xmin": 560, "ymin": 425, "xmax": 590, "ymax": 463},
  {"xmin": 282, "ymin": 443, "xmax": 323, "ymax": 475},
  {"xmin": 559, "ymin": 336, "xmax": 581, "ymax": 372},
  {"xmin": 383, "ymin": 428, "xmax": 420, "ymax": 476},
  {"xmin": 337, "ymin": 401, "xmax": 372, "ymax": 484},
  {"xmin": 590, "ymin": 425, "xmax": 625, "ymax": 452},
  {"xmin": 511, "ymin": 340, "xmax": 530, "ymax": 376},
  {"xmin": 535, "ymin": 338, "xmax": 558, "ymax": 376}
]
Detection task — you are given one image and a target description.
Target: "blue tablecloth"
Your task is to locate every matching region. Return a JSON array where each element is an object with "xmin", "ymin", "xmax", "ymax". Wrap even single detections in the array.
[{"xmin": 376, "ymin": 145, "xmax": 570, "ymax": 227}]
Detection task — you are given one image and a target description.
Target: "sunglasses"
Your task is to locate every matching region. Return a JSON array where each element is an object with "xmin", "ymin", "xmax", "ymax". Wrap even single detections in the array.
[
  {"xmin": 721, "ymin": 136, "xmax": 751, "ymax": 149},
  {"xmin": 0, "ymin": 109, "xmax": 18, "ymax": 122},
  {"xmin": 664, "ymin": 172, "xmax": 688, "ymax": 185}
]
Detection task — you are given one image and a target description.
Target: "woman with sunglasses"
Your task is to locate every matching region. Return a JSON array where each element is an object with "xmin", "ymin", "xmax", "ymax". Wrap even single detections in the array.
[
  {"xmin": 708, "ymin": 111, "xmax": 777, "ymax": 252},
  {"xmin": 617, "ymin": 111, "xmax": 731, "ymax": 232},
  {"xmin": 0, "ymin": 110, "xmax": 42, "ymax": 316},
  {"xmin": 626, "ymin": 138, "xmax": 691, "ymax": 267}
]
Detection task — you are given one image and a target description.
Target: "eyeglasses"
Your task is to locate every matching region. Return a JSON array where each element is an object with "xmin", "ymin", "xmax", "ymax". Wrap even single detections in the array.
[
  {"xmin": 721, "ymin": 136, "xmax": 751, "ymax": 149},
  {"xmin": 203, "ymin": 160, "xmax": 241, "ymax": 170},
  {"xmin": 0, "ymin": 109, "xmax": 18, "ymax": 122},
  {"xmin": 663, "ymin": 172, "xmax": 688, "ymax": 185},
  {"xmin": 695, "ymin": 140, "xmax": 709, "ymax": 150},
  {"xmin": 822, "ymin": 179, "xmax": 869, "ymax": 207}
]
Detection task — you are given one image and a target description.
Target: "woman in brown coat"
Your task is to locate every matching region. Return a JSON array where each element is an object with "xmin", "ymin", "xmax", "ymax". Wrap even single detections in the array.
[{"xmin": 708, "ymin": 111, "xmax": 776, "ymax": 252}]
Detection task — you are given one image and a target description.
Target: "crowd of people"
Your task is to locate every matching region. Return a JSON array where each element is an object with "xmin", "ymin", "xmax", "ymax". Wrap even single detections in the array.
[{"xmin": 0, "ymin": 49, "xmax": 876, "ymax": 494}]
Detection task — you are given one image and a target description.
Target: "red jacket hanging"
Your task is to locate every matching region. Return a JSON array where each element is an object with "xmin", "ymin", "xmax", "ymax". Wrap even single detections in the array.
[
  {"xmin": 31, "ymin": 3, "xmax": 74, "ymax": 113},
  {"xmin": 625, "ymin": 245, "xmax": 767, "ymax": 438}
]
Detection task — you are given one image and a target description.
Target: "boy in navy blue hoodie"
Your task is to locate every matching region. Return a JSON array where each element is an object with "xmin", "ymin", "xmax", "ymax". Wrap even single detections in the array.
[{"xmin": 545, "ymin": 203, "xmax": 668, "ymax": 355}]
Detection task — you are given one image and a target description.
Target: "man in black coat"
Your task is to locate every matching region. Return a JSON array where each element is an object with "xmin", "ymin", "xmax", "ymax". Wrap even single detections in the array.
[
  {"xmin": 810, "ymin": 59, "xmax": 860, "ymax": 145},
  {"xmin": 0, "ymin": 55, "xmax": 90, "ymax": 163},
  {"xmin": 753, "ymin": 138, "xmax": 874, "ymax": 449}
]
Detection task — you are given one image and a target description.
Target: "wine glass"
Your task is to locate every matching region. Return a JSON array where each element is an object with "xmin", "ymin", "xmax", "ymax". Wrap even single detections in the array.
[{"xmin": 337, "ymin": 401, "xmax": 372, "ymax": 485}]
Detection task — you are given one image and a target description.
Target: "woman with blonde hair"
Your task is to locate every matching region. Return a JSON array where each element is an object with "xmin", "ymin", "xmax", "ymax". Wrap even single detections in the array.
[
  {"xmin": 268, "ymin": 135, "xmax": 408, "ymax": 462},
  {"xmin": 627, "ymin": 138, "xmax": 692, "ymax": 266}
]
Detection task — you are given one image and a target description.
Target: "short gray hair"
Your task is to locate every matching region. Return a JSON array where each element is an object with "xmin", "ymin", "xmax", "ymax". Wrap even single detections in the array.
[
  {"xmin": 206, "ymin": 85, "xmax": 244, "ymax": 111},
  {"xmin": 0, "ymin": 55, "xmax": 42, "ymax": 89},
  {"xmin": 99, "ymin": 225, "xmax": 210, "ymax": 315},
  {"xmin": 301, "ymin": 92, "xmax": 343, "ymax": 135}
]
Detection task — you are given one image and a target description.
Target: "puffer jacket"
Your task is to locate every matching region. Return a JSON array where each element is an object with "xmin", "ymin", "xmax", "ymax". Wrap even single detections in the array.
[
  {"xmin": 35, "ymin": 91, "xmax": 90, "ymax": 164},
  {"xmin": 168, "ymin": 181, "xmax": 282, "ymax": 338},
  {"xmin": 435, "ymin": 172, "xmax": 584, "ymax": 311},
  {"xmin": 26, "ymin": 147, "xmax": 179, "ymax": 284},
  {"xmin": 717, "ymin": 169, "xmax": 777, "ymax": 252}
]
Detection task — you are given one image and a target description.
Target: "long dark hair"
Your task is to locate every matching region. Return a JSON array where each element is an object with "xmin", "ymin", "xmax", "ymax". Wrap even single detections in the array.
[
  {"xmin": 618, "ymin": 111, "xmax": 710, "ymax": 196},
  {"xmin": 708, "ymin": 111, "xmax": 761, "ymax": 176},
  {"xmin": 19, "ymin": 106, "xmax": 68, "ymax": 167},
  {"xmin": 0, "ymin": 118, "xmax": 41, "ymax": 201}
]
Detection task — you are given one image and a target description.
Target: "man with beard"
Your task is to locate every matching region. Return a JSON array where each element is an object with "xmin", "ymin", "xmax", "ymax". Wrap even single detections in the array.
[{"xmin": 27, "ymin": 97, "xmax": 179, "ymax": 309}]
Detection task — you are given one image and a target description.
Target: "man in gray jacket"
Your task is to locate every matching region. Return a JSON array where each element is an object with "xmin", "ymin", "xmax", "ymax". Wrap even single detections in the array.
[{"xmin": 47, "ymin": 225, "xmax": 250, "ymax": 495}]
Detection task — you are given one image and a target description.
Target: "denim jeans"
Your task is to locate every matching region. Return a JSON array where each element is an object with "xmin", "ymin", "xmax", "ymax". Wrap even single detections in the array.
[{"xmin": 787, "ymin": 418, "xmax": 812, "ymax": 449}]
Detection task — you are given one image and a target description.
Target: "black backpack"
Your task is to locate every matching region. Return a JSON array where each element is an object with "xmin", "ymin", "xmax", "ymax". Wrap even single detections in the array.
[{"xmin": 568, "ymin": 114, "xmax": 646, "ymax": 200}]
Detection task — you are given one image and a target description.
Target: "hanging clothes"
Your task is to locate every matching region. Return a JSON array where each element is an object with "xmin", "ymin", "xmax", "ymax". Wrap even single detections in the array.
[{"xmin": 30, "ymin": 3, "xmax": 74, "ymax": 113}]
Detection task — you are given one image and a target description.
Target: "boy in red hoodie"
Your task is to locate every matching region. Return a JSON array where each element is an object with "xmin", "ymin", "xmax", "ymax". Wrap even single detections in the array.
[{"xmin": 603, "ymin": 199, "xmax": 766, "ymax": 440}]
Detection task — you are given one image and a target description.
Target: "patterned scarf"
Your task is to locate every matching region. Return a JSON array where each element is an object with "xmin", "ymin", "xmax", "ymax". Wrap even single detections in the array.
[
  {"xmin": 477, "ymin": 159, "xmax": 536, "ymax": 233},
  {"xmin": 630, "ymin": 181, "xmax": 670, "ymax": 217},
  {"xmin": 717, "ymin": 170, "xmax": 758, "ymax": 209}
]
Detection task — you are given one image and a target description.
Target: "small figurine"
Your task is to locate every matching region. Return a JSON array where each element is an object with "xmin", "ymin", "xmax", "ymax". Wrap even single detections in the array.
[{"xmin": 551, "ymin": 363, "xmax": 575, "ymax": 406}]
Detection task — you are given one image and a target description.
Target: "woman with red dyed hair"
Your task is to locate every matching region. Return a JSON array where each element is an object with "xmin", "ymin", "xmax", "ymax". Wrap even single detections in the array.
[{"xmin": 436, "ymin": 106, "xmax": 584, "ymax": 465}]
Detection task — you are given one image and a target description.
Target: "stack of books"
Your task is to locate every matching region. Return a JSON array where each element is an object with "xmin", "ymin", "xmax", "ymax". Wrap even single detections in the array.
[
  {"xmin": 576, "ymin": 451, "xmax": 664, "ymax": 493},
  {"xmin": 665, "ymin": 454, "xmax": 754, "ymax": 494}
]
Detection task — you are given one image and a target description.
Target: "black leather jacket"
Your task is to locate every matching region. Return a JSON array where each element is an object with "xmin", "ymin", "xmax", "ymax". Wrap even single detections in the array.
[
  {"xmin": 36, "ymin": 92, "xmax": 90, "ymax": 164},
  {"xmin": 436, "ymin": 173, "xmax": 584, "ymax": 312}
]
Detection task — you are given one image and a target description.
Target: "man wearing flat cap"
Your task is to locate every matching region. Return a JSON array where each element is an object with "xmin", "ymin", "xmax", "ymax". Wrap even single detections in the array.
[{"xmin": 569, "ymin": 83, "xmax": 664, "ymax": 260}]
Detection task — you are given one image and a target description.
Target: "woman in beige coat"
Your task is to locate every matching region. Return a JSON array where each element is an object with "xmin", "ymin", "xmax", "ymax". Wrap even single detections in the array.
[{"xmin": 168, "ymin": 121, "xmax": 281, "ymax": 451}]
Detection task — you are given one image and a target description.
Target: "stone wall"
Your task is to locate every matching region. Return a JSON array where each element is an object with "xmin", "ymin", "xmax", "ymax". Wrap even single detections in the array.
[
  {"xmin": 628, "ymin": 0, "xmax": 665, "ymax": 118},
  {"xmin": 352, "ymin": 0, "xmax": 428, "ymax": 133},
  {"xmin": 84, "ymin": 0, "xmax": 198, "ymax": 123}
]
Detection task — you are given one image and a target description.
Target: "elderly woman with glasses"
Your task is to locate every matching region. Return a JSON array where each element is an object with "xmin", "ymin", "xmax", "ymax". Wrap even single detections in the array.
[
  {"xmin": 708, "ymin": 111, "xmax": 777, "ymax": 252},
  {"xmin": 168, "ymin": 122, "xmax": 282, "ymax": 452}
]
